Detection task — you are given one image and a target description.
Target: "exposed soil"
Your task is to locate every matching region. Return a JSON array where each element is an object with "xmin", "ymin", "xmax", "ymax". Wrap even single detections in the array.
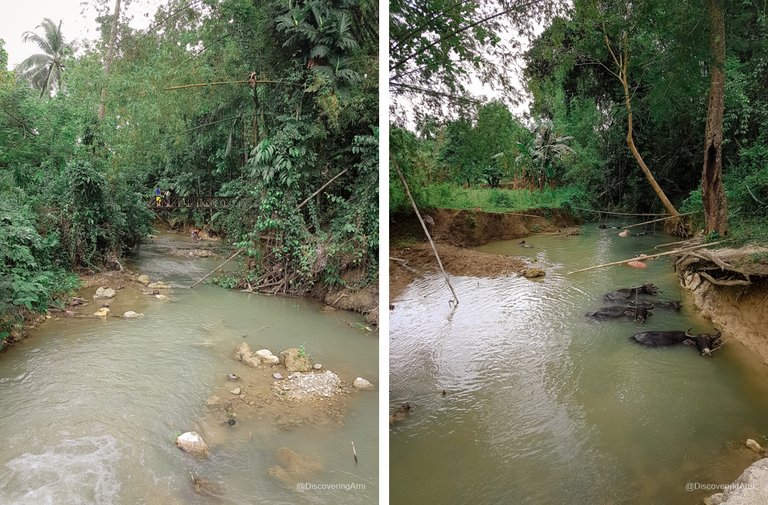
[
  {"xmin": 389, "ymin": 208, "xmax": 578, "ymax": 300},
  {"xmin": 677, "ymin": 246, "xmax": 768, "ymax": 365},
  {"xmin": 310, "ymin": 267, "xmax": 379, "ymax": 325}
]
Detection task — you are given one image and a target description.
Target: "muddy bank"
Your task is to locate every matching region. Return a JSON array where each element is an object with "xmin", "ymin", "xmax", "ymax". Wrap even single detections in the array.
[
  {"xmin": 391, "ymin": 207, "xmax": 580, "ymax": 248},
  {"xmin": 390, "ymin": 208, "xmax": 576, "ymax": 300},
  {"xmin": 677, "ymin": 246, "xmax": 768, "ymax": 366}
]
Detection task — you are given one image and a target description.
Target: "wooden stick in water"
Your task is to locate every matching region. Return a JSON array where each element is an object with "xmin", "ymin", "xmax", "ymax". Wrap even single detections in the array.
[
  {"xmin": 351, "ymin": 440, "xmax": 358, "ymax": 464},
  {"xmin": 620, "ymin": 211, "xmax": 697, "ymax": 230},
  {"xmin": 566, "ymin": 240, "xmax": 727, "ymax": 275},
  {"xmin": 189, "ymin": 249, "xmax": 243, "ymax": 288}
]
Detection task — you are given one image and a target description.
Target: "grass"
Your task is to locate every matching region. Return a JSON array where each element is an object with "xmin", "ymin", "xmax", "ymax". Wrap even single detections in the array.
[{"xmin": 414, "ymin": 183, "xmax": 585, "ymax": 213}]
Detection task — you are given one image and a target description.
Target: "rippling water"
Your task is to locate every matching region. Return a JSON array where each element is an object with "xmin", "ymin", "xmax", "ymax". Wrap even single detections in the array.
[
  {"xmin": 390, "ymin": 223, "xmax": 768, "ymax": 504},
  {"xmin": 0, "ymin": 233, "xmax": 378, "ymax": 504}
]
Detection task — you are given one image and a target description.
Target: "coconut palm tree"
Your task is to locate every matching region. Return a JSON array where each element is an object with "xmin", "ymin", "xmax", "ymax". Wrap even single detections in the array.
[{"xmin": 17, "ymin": 18, "xmax": 73, "ymax": 98}]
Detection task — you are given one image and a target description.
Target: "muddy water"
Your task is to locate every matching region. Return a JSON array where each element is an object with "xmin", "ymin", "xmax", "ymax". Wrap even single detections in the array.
[
  {"xmin": 390, "ymin": 223, "xmax": 768, "ymax": 505},
  {"xmin": 0, "ymin": 233, "xmax": 377, "ymax": 504}
]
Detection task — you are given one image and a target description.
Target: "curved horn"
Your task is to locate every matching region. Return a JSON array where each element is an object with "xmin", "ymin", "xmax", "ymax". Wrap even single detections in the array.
[{"xmin": 685, "ymin": 328, "xmax": 696, "ymax": 338}]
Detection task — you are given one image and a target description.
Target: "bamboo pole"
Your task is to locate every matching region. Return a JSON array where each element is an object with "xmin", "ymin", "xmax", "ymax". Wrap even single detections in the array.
[
  {"xmin": 190, "ymin": 249, "xmax": 243, "ymax": 288},
  {"xmin": 654, "ymin": 239, "xmax": 698, "ymax": 249},
  {"xmin": 164, "ymin": 80, "xmax": 281, "ymax": 91},
  {"xmin": 566, "ymin": 240, "xmax": 727, "ymax": 275},
  {"xmin": 620, "ymin": 212, "xmax": 697, "ymax": 230},
  {"xmin": 297, "ymin": 168, "xmax": 350, "ymax": 209},
  {"xmin": 394, "ymin": 162, "xmax": 459, "ymax": 305}
]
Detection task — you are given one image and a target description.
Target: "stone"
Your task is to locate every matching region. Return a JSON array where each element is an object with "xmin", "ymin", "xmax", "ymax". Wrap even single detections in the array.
[
  {"xmin": 148, "ymin": 282, "xmax": 171, "ymax": 290},
  {"xmin": 313, "ymin": 363, "xmax": 323, "ymax": 370},
  {"xmin": 93, "ymin": 307, "xmax": 110, "ymax": 317},
  {"xmin": 155, "ymin": 294, "xmax": 169, "ymax": 301},
  {"xmin": 94, "ymin": 287, "xmax": 116, "ymax": 299},
  {"xmin": 522, "ymin": 268, "xmax": 546, "ymax": 279},
  {"xmin": 273, "ymin": 373, "xmax": 283, "ymax": 380},
  {"xmin": 353, "ymin": 377, "xmax": 374, "ymax": 390},
  {"xmin": 175, "ymin": 431, "xmax": 209, "ymax": 456},
  {"xmin": 226, "ymin": 374, "xmax": 239, "ymax": 381},
  {"xmin": 256, "ymin": 349, "xmax": 280, "ymax": 365},
  {"xmin": 280, "ymin": 348, "xmax": 312, "ymax": 372},
  {"xmin": 705, "ymin": 458, "xmax": 768, "ymax": 505},
  {"xmin": 122, "ymin": 311, "xmax": 144, "ymax": 318},
  {"xmin": 137, "ymin": 275, "xmax": 150, "ymax": 285},
  {"xmin": 746, "ymin": 439, "xmax": 764, "ymax": 453},
  {"xmin": 230, "ymin": 387, "xmax": 241, "ymax": 395},
  {"xmin": 234, "ymin": 343, "xmax": 261, "ymax": 368}
]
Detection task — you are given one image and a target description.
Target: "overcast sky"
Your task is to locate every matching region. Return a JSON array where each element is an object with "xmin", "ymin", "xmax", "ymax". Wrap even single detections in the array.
[{"xmin": 1, "ymin": 0, "xmax": 164, "ymax": 69}]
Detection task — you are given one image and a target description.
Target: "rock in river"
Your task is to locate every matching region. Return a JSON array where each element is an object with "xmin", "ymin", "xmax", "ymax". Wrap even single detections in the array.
[
  {"xmin": 137, "ymin": 274, "xmax": 150, "ymax": 285},
  {"xmin": 176, "ymin": 431, "xmax": 209, "ymax": 456},
  {"xmin": 353, "ymin": 377, "xmax": 374, "ymax": 390},
  {"xmin": 705, "ymin": 458, "xmax": 768, "ymax": 505},
  {"xmin": 280, "ymin": 347, "xmax": 312, "ymax": 372},
  {"xmin": 255, "ymin": 348, "xmax": 280, "ymax": 366},
  {"xmin": 746, "ymin": 438, "xmax": 764, "ymax": 453},
  {"xmin": 93, "ymin": 307, "xmax": 110, "ymax": 317},
  {"xmin": 122, "ymin": 311, "xmax": 144, "ymax": 318},
  {"xmin": 94, "ymin": 287, "xmax": 116, "ymax": 299}
]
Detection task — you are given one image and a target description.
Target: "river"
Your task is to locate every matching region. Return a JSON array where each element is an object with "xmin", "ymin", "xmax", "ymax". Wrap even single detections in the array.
[
  {"xmin": 0, "ymin": 232, "xmax": 378, "ymax": 504},
  {"xmin": 390, "ymin": 222, "xmax": 768, "ymax": 504}
]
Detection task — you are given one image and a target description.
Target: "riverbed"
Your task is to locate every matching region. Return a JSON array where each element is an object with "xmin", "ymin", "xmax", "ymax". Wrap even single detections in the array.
[
  {"xmin": 0, "ymin": 232, "xmax": 378, "ymax": 504},
  {"xmin": 390, "ymin": 223, "xmax": 768, "ymax": 504}
]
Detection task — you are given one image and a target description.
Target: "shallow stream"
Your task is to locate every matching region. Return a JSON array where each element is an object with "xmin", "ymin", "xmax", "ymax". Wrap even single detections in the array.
[
  {"xmin": 0, "ymin": 232, "xmax": 378, "ymax": 504},
  {"xmin": 390, "ymin": 222, "xmax": 768, "ymax": 504}
]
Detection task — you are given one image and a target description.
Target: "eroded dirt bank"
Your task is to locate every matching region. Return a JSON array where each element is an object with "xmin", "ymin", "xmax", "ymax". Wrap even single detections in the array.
[
  {"xmin": 677, "ymin": 246, "xmax": 768, "ymax": 366},
  {"xmin": 390, "ymin": 208, "xmax": 579, "ymax": 300}
]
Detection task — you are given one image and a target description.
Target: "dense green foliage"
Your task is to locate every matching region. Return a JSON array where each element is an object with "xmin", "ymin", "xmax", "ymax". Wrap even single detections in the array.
[
  {"xmin": 1, "ymin": 0, "xmax": 378, "ymax": 340},
  {"xmin": 392, "ymin": 0, "xmax": 768, "ymax": 244}
]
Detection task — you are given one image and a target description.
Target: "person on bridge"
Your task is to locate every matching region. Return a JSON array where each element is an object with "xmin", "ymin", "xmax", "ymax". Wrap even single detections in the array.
[{"xmin": 154, "ymin": 187, "xmax": 162, "ymax": 206}]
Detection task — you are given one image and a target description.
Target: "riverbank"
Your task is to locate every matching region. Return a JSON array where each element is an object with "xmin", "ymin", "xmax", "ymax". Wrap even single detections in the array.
[
  {"xmin": 676, "ymin": 245, "xmax": 768, "ymax": 366},
  {"xmin": 389, "ymin": 207, "xmax": 579, "ymax": 299}
]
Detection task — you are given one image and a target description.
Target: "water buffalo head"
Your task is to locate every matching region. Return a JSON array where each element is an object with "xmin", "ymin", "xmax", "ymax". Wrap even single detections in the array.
[
  {"xmin": 684, "ymin": 328, "xmax": 723, "ymax": 357},
  {"xmin": 639, "ymin": 283, "xmax": 659, "ymax": 295}
]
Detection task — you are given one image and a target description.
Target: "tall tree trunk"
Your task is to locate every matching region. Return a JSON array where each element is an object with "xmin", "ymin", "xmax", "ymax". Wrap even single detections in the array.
[
  {"xmin": 97, "ymin": 0, "xmax": 122, "ymax": 120},
  {"xmin": 702, "ymin": 0, "xmax": 728, "ymax": 235},
  {"xmin": 604, "ymin": 33, "xmax": 679, "ymax": 217}
]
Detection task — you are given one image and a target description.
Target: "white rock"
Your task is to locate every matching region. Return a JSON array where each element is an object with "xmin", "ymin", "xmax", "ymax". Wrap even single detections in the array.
[
  {"xmin": 256, "ymin": 349, "xmax": 275, "ymax": 360},
  {"xmin": 123, "ymin": 311, "xmax": 144, "ymax": 318},
  {"xmin": 313, "ymin": 363, "xmax": 323, "ymax": 370},
  {"xmin": 175, "ymin": 431, "xmax": 209, "ymax": 456},
  {"xmin": 273, "ymin": 373, "xmax": 283, "ymax": 380},
  {"xmin": 155, "ymin": 294, "xmax": 169, "ymax": 301},
  {"xmin": 705, "ymin": 458, "xmax": 768, "ymax": 505},
  {"xmin": 230, "ymin": 387, "xmax": 241, "ymax": 395},
  {"xmin": 94, "ymin": 287, "xmax": 116, "ymax": 299},
  {"xmin": 353, "ymin": 377, "xmax": 374, "ymax": 390},
  {"xmin": 137, "ymin": 275, "xmax": 150, "ymax": 285},
  {"xmin": 93, "ymin": 308, "xmax": 110, "ymax": 317},
  {"xmin": 746, "ymin": 439, "xmax": 764, "ymax": 453},
  {"xmin": 148, "ymin": 282, "xmax": 171, "ymax": 289}
]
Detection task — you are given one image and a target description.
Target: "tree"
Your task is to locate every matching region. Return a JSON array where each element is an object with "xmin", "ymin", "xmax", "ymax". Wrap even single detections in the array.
[
  {"xmin": 17, "ymin": 18, "xmax": 73, "ymax": 98},
  {"xmin": 389, "ymin": 0, "xmax": 567, "ymax": 123},
  {"xmin": 702, "ymin": 0, "xmax": 728, "ymax": 235},
  {"xmin": 97, "ymin": 0, "xmax": 122, "ymax": 120}
]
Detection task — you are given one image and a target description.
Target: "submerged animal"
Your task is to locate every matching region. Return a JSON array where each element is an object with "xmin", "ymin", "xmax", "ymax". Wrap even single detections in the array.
[
  {"xmin": 630, "ymin": 329, "xmax": 722, "ymax": 356},
  {"xmin": 389, "ymin": 402, "xmax": 412, "ymax": 425},
  {"xmin": 621, "ymin": 299, "xmax": 682, "ymax": 312},
  {"xmin": 605, "ymin": 283, "xmax": 659, "ymax": 301},
  {"xmin": 586, "ymin": 305, "xmax": 651, "ymax": 323}
]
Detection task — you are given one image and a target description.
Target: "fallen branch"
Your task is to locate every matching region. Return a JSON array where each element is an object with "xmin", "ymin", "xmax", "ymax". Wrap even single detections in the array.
[
  {"xmin": 297, "ymin": 168, "xmax": 350, "ymax": 209},
  {"xmin": 696, "ymin": 271, "xmax": 751, "ymax": 286},
  {"xmin": 389, "ymin": 256, "xmax": 418, "ymax": 274},
  {"xmin": 394, "ymin": 162, "xmax": 459, "ymax": 306},
  {"xmin": 189, "ymin": 249, "xmax": 243, "ymax": 288},
  {"xmin": 621, "ymin": 212, "xmax": 697, "ymax": 230},
  {"xmin": 566, "ymin": 240, "xmax": 728, "ymax": 275}
]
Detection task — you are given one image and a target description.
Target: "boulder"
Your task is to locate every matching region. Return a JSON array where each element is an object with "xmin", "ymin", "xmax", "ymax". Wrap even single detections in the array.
[
  {"xmin": 353, "ymin": 377, "xmax": 374, "ymax": 390},
  {"xmin": 175, "ymin": 431, "xmax": 209, "ymax": 456},
  {"xmin": 522, "ymin": 268, "xmax": 546, "ymax": 279},
  {"xmin": 705, "ymin": 458, "xmax": 768, "ymax": 505},
  {"xmin": 137, "ymin": 275, "xmax": 151, "ymax": 285},
  {"xmin": 746, "ymin": 439, "xmax": 764, "ymax": 453},
  {"xmin": 281, "ymin": 348, "xmax": 312, "ymax": 372},
  {"xmin": 94, "ymin": 287, "xmax": 116, "ymax": 299},
  {"xmin": 123, "ymin": 311, "xmax": 144, "ymax": 318},
  {"xmin": 256, "ymin": 349, "xmax": 280, "ymax": 366},
  {"xmin": 234, "ymin": 343, "xmax": 261, "ymax": 368}
]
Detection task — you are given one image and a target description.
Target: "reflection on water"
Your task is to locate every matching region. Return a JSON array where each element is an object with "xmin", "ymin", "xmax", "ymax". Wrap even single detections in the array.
[
  {"xmin": 0, "ymin": 233, "xmax": 378, "ymax": 504},
  {"xmin": 390, "ymin": 223, "xmax": 768, "ymax": 504}
]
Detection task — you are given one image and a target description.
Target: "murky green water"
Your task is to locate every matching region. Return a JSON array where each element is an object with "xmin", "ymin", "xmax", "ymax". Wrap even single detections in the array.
[
  {"xmin": 390, "ymin": 223, "xmax": 768, "ymax": 505},
  {"xmin": 0, "ymin": 233, "xmax": 378, "ymax": 504}
]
